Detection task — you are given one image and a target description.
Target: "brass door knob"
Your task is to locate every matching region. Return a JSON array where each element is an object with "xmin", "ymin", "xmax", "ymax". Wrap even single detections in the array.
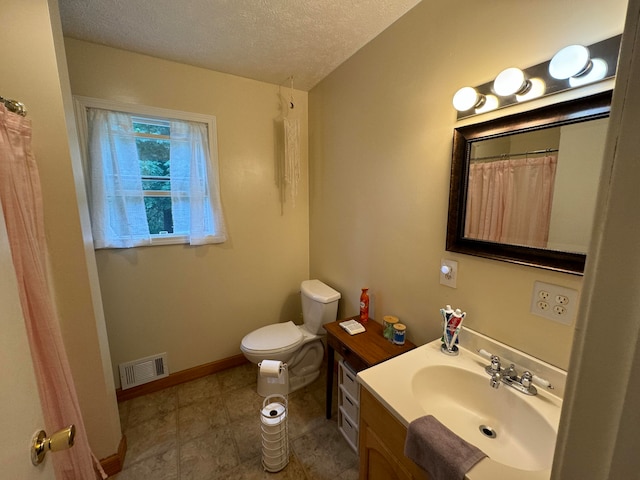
[{"xmin": 31, "ymin": 424, "xmax": 76, "ymax": 466}]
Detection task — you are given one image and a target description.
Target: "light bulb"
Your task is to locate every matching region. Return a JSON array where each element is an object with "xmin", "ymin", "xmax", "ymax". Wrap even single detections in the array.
[
  {"xmin": 493, "ymin": 68, "xmax": 530, "ymax": 96},
  {"xmin": 516, "ymin": 78, "xmax": 546, "ymax": 102},
  {"xmin": 475, "ymin": 94, "xmax": 499, "ymax": 114},
  {"xmin": 569, "ymin": 58, "xmax": 608, "ymax": 87},
  {"xmin": 549, "ymin": 45, "xmax": 591, "ymax": 80},
  {"xmin": 452, "ymin": 87, "xmax": 485, "ymax": 112}
]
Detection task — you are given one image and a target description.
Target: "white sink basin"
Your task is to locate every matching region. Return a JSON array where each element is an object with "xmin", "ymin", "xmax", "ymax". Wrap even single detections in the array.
[
  {"xmin": 357, "ymin": 334, "xmax": 565, "ymax": 480},
  {"xmin": 411, "ymin": 365, "xmax": 556, "ymax": 471}
]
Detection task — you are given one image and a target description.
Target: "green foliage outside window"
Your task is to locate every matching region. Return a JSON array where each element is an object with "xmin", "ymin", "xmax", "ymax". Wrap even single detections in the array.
[{"xmin": 133, "ymin": 121, "xmax": 173, "ymax": 234}]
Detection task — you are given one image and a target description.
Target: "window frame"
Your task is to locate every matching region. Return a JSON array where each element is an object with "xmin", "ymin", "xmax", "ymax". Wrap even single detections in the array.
[{"xmin": 74, "ymin": 96, "xmax": 221, "ymax": 246}]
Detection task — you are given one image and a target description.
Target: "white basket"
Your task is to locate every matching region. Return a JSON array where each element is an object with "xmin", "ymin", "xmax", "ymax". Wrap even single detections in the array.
[{"xmin": 260, "ymin": 394, "xmax": 289, "ymax": 472}]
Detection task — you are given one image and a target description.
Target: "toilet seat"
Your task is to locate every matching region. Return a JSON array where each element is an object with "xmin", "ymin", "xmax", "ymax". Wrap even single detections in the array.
[{"xmin": 241, "ymin": 321, "xmax": 303, "ymax": 356}]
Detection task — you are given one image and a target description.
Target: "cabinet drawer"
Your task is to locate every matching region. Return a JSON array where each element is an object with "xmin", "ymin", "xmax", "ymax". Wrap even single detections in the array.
[
  {"xmin": 339, "ymin": 384, "xmax": 359, "ymax": 421},
  {"xmin": 329, "ymin": 335, "xmax": 368, "ymax": 372},
  {"xmin": 339, "ymin": 406, "xmax": 359, "ymax": 452},
  {"xmin": 339, "ymin": 360, "xmax": 360, "ymax": 401}
]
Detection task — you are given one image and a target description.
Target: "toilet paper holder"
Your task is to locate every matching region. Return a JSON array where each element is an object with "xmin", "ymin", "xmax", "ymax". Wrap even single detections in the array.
[
  {"xmin": 259, "ymin": 360, "xmax": 286, "ymax": 377},
  {"xmin": 258, "ymin": 360, "xmax": 289, "ymax": 397}
]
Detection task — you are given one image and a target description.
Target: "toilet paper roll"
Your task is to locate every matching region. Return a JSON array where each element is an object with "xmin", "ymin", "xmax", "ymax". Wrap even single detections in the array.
[
  {"xmin": 259, "ymin": 360, "xmax": 283, "ymax": 378},
  {"xmin": 261, "ymin": 402, "xmax": 286, "ymax": 427}
]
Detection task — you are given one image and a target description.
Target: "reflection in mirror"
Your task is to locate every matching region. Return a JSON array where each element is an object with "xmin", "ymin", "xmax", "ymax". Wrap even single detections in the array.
[
  {"xmin": 465, "ymin": 118, "xmax": 608, "ymax": 253},
  {"xmin": 447, "ymin": 91, "xmax": 612, "ymax": 274}
]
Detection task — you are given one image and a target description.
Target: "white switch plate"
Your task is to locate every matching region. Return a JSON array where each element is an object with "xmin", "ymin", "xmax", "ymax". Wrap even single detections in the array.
[
  {"xmin": 440, "ymin": 259, "xmax": 458, "ymax": 288},
  {"xmin": 530, "ymin": 281, "xmax": 579, "ymax": 325}
]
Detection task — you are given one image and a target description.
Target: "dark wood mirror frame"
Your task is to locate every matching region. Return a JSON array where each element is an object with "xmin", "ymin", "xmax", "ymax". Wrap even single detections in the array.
[{"xmin": 446, "ymin": 90, "xmax": 612, "ymax": 275}]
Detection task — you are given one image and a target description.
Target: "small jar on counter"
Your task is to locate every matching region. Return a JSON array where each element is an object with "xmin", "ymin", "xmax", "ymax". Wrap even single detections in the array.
[
  {"xmin": 393, "ymin": 323, "xmax": 407, "ymax": 345},
  {"xmin": 382, "ymin": 315, "xmax": 399, "ymax": 341}
]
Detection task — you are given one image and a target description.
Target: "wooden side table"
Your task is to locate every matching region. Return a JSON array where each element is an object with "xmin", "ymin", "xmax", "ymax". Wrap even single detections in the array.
[{"xmin": 323, "ymin": 316, "xmax": 416, "ymax": 419}]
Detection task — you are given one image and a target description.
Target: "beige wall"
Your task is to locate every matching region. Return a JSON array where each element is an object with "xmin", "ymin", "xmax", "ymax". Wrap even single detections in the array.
[
  {"xmin": 308, "ymin": 0, "xmax": 627, "ymax": 370},
  {"xmin": 64, "ymin": 39, "xmax": 310, "ymax": 385},
  {"xmin": 1, "ymin": 0, "xmax": 121, "ymax": 459}
]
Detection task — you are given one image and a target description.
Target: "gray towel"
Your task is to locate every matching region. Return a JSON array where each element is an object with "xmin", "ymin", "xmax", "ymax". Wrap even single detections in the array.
[{"xmin": 404, "ymin": 415, "xmax": 487, "ymax": 480}]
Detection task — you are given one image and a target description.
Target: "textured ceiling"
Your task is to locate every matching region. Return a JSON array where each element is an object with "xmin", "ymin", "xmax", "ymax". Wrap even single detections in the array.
[{"xmin": 58, "ymin": 0, "xmax": 421, "ymax": 91}]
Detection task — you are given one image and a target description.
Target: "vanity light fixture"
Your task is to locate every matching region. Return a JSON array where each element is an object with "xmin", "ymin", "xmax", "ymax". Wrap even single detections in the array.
[
  {"xmin": 452, "ymin": 35, "xmax": 620, "ymax": 119},
  {"xmin": 493, "ymin": 67, "xmax": 531, "ymax": 97}
]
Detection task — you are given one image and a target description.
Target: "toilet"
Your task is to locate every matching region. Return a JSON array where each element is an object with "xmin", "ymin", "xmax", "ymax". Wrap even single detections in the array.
[{"xmin": 240, "ymin": 279, "xmax": 341, "ymax": 396}]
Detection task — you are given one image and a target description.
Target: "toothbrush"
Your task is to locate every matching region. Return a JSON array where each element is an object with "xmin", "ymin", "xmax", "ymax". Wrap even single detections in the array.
[
  {"xmin": 446, "ymin": 309, "xmax": 465, "ymax": 350},
  {"xmin": 449, "ymin": 315, "xmax": 465, "ymax": 348},
  {"xmin": 439, "ymin": 308, "xmax": 448, "ymax": 345},
  {"xmin": 440, "ymin": 305, "xmax": 454, "ymax": 348}
]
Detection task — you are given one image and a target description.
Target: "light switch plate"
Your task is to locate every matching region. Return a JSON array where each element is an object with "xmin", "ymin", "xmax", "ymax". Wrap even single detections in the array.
[
  {"xmin": 440, "ymin": 259, "xmax": 458, "ymax": 288},
  {"xmin": 530, "ymin": 281, "xmax": 579, "ymax": 325}
]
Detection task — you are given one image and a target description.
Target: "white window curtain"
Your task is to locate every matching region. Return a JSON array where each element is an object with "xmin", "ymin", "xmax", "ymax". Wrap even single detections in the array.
[
  {"xmin": 87, "ymin": 108, "xmax": 227, "ymax": 248},
  {"xmin": 169, "ymin": 119, "xmax": 227, "ymax": 245},
  {"xmin": 88, "ymin": 108, "xmax": 151, "ymax": 248}
]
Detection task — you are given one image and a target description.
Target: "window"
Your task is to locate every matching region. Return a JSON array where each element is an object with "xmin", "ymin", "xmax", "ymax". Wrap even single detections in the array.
[{"xmin": 75, "ymin": 97, "xmax": 227, "ymax": 248}]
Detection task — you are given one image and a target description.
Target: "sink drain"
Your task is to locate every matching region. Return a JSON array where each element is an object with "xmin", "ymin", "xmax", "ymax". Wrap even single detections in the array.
[{"xmin": 479, "ymin": 425, "xmax": 497, "ymax": 439}]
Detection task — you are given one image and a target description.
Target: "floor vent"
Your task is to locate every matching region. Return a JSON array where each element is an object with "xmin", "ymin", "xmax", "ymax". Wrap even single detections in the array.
[{"xmin": 119, "ymin": 353, "xmax": 169, "ymax": 390}]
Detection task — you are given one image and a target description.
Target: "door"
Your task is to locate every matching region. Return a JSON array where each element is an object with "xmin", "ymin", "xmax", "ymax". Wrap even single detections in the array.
[{"xmin": 0, "ymin": 206, "xmax": 55, "ymax": 478}]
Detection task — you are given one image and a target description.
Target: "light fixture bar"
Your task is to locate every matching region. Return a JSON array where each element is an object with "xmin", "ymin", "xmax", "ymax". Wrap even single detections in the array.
[{"xmin": 455, "ymin": 35, "xmax": 620, "ymax": 120}]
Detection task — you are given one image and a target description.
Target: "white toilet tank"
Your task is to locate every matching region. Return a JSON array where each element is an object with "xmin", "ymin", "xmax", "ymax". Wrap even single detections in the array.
[{"xmin": 300, "ymin": 280, "xmax": 341, "ymax": 334}]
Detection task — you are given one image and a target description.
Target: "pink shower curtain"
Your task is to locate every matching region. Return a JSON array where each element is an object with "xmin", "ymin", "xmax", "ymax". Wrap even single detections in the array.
[
  {"xmin": 0, "ymin": 105, "xmax": 105, "ymax": 479},
  {"xmin": 465, "ymin": 155, "xmax": 557, "ymax": 248}
]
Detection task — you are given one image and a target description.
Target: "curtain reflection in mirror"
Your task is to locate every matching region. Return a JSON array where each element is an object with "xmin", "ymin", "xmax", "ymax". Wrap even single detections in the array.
[{"xmin": 465, "ymin": 155, "xmax": 557, "ymax": 248}]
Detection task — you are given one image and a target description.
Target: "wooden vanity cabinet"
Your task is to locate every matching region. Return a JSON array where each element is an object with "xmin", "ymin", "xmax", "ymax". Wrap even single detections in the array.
[{"xmin": 359, "ymin": 387, "xmax": 430, "ymax": 480}]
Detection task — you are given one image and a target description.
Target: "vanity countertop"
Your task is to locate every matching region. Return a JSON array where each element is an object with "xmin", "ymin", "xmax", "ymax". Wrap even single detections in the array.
[{"xmin": 357, "ymin": 338, "xmax": 565, "ymax": 480}]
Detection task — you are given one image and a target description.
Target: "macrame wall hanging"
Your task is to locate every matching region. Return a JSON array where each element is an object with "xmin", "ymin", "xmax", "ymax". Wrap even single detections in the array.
[{"xmin": 283, "ymin": 76, "xmax": 300, "ymax": 207}]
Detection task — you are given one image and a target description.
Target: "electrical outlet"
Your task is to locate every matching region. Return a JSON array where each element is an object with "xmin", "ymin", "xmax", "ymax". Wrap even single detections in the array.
[
  {"xmin": 537, "ymin": 300, "xmax": 549, "ymax": 311},
  {"xmin": 553, "ymin": 305, "xmax": 567, "ymax": 315},
  {"xmin": 530, "ymin": 281, "xmax": 579, "ymax": 325},
  {"xmin": 440, "ymin": 259, "xmax": 458, "ymax": 288}
]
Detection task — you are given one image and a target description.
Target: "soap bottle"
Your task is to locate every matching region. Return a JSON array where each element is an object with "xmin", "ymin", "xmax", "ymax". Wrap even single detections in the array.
[{"xmin": 359, "ymin": 288, "xmax": 369, "ymax": 323}]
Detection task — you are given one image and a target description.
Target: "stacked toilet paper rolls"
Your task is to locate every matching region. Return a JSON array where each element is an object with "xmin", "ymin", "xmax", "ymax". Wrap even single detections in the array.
[{"xmin": 260, "ymin": 394, "xmax": 289, "ymax": 472}]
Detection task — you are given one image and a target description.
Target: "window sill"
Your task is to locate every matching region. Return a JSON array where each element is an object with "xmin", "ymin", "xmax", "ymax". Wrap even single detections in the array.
[{"xmin": 151, "ymin": 234, "xmax": 188, "ymax": 246}]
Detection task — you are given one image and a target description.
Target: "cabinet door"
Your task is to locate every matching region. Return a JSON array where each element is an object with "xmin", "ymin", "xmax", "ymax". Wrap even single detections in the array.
[
  {"xmin": 361, "ymin": 425, "xmax": 413, "ymax": 480},
  {"xmin": 359, "ymin": 388, "xmax": 430, "ymax": 480}
]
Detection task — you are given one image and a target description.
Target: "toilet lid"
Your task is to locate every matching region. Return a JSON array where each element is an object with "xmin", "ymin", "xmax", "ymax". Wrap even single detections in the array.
[{"xmin": 241, "ymin": 321, "xmax": 303, "ymax": 354}]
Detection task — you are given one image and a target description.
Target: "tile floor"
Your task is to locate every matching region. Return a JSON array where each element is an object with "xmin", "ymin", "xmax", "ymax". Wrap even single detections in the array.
[{"xmin": 112, "ymin": 362, "xmax": 359, "ymax": 479}]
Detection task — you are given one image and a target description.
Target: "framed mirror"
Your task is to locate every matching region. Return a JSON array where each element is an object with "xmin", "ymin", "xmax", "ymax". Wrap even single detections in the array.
[{"xmin": 446, "ymin": 91, "xmax": 612, "ymax": 275}]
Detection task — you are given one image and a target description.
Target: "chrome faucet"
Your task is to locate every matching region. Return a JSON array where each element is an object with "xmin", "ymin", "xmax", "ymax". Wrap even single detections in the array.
[
  {"xmin": 504, "ymin": 363, "xmax": 518, "ymax": 380},
  {"xmin": 489, "ymin": 369, "xmax": 502, "ymax": 389},
  {"xmin": 478, "ymin": 349, "xmax": 553, "ymax": 396},
  {"xmin": 520, "ymin": 371, "xmax": 533, "ymax": 389},
  {"xmin": 487, "ymin": 355, "xmax": 502, "ymax": 389}
]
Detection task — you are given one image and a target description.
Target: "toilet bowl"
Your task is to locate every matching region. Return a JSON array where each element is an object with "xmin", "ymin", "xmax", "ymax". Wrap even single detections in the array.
[{"xmin": 240, "ymin": 279, "xmax": 341, "ymax": 396}]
